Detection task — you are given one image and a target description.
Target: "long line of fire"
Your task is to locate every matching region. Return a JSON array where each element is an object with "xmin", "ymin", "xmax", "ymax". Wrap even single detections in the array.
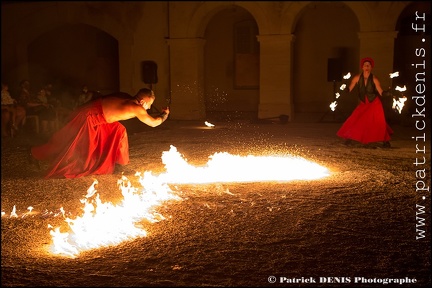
[
  {"xmin": 329, "ymin": 71, "xmax": 408, "ymax": 114},
  {"xmin": 2, "ymin": 145, "xmax": 331, "ymax": 258}
]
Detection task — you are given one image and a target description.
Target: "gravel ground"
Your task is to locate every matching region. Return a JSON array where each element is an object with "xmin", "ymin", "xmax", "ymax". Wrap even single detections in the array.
[{"xmin": 1, "ymin": 118, "xmax": 431, "ymax": 287}]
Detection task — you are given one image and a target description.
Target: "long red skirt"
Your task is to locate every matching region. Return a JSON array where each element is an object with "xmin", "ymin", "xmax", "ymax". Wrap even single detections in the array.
[
  {"xmin": 336, "ymin": 97, "xmax": 393, "ymax": 144},
  {"xmin": 31, "ymin": 99, "xmax": 129, "ymax": 179}
]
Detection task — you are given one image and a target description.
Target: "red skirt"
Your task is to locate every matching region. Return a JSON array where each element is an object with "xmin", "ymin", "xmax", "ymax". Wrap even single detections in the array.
[
  {"xmin": 337, "ymin": 97, "xmax": 393, "ymax": 144},
  {"xmin": 31, "ymin": 99, "xmax": 129, "ymax": 179}
]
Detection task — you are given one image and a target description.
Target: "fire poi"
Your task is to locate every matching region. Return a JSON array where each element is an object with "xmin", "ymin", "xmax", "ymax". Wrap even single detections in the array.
[
  {"xmin": 2, "ymin": 145, "xmax": 330, "ymax": 258},
  {"xmin": 329, "ymin": 71, "xmax": 408, "ymax": 114}
]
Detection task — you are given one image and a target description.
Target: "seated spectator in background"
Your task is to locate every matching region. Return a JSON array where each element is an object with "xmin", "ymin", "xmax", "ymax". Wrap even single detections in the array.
[
  {"xmin": 44, "ymin": 82, "xmax": 72, "ymax": 126},
  {"xmin": 17, "ymin": 80, "xmax": 57, "ymax": 135},
  {"xmin": 35, "ymin": 87, "xmax": 58, "ymax": 133},
  {"xmin": 76, "ymin": 84, "xmax": 93, "ymax": 107},
  {"xmin": 1, "ymin": 82, "xmax": 26, "ymax": 137}
]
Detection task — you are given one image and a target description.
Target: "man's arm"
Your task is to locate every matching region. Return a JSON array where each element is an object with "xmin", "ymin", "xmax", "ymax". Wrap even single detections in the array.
[{"xmin": 135, "ymin": 106, "xmax": 169, "ymax": 127}]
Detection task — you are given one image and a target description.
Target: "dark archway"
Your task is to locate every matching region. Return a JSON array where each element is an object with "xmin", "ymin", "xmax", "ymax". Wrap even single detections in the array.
[
  {"xmin": 28, "ymin": 23, "xmax": 119, "ymax": 106},
  {"xmin": 293, "ymin": 3, "xmax": 359, "ymax": 122},
  {"xmin": 204, "ymin": 6, "xmax": 259, "ymax": 122}
]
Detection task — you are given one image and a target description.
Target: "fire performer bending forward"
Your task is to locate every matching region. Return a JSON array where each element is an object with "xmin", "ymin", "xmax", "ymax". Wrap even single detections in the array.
[
  {"xmin": 337, "ymin": 57, "xmax": 392, "ymax": 148},
  {"xmin": 29, "ymin": 88, "xmax": 169, "ymax": 179}
]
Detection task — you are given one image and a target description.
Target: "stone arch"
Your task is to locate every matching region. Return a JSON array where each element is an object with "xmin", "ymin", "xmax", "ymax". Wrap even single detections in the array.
[
  {"xmin": 203, "ymin": 6, "xmax": 260, "ymax": 121},
  {"xmin": 28, "ymin": 23, "xmax": 119, "ymax": 95},
  {"xmin": 184, "ymin": 2, "xmax": 271, "ymax": 38},
  {"xmin": 8, "ymin": 3, "xmax": 131, "ymax": 50},
  {"xmin": 344, "ymin": 2, "xmax": 406, "ymax": 31},
  {"xmin": 291, "ymin": 2, "xmax": 360, "ymax": 121},
  {"xmin": 280, "ymin": 2, "xmax": 311, "ymax": 34},
  {"xmin": 3, "ymin": 2, "xmax": 134, "ymax": 94}
]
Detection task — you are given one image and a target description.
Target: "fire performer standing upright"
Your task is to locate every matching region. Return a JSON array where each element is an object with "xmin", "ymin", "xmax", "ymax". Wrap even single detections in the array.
[
  {"xmin": 337, "ymin": 57, "xmax": 392, "ymax": 148},
  {"xmin": 29, "ymin": 88, "xmax": 169, "ymax": 179}
]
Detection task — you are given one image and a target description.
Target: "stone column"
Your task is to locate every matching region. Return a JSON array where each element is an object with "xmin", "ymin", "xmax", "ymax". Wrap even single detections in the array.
[
  {"xmin": 256, "ymin": 34, "xmax": 295, "ymax": 121},
  {"xmin": 166, "ymin": 38, "xmax": 206, "ymax": 120},
  {"xmin": 358, "ymin": 31, "xmax": 398, "ymax": 89}
]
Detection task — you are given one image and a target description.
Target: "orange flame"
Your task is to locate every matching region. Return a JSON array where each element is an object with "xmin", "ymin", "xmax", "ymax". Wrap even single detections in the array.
[
  {"xmin": 392, "ymin": 96, "xmax": 407, "ymax": 114},
  {"xmin": 45, "ymin": 146, "xmax": 330, "ymax": 257},
  {"xmin": 205, "ymin": 121, "xmax": 215, "ymax": 127}
]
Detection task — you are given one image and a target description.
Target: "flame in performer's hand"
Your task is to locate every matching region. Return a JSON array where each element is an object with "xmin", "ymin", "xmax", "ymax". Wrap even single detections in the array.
[
  {"xmin": 389, "ymin": 71, "xmax": 399, "ymax": 78},
  {"xmin": 395, "ymin": 85, "xmax": 406, "ymax": 92},
  {"xmin": 330, "ymin": 101, "xmax": 338, "ymax": 111},
  {"xmin": 392, "ymin": 96, "xmax": 407, "ymax": 114}
]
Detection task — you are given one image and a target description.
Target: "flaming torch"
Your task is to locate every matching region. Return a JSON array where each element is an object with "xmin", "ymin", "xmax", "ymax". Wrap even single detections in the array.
[
  {"xmin": 386, "ymin": 71, "xmax": 408, "ymax": 114},
  {"xmin": 328, "ymin": 72, "xmax": 351, "ymax": 111},
  {"xmin": 392, "ymin": 85, "xmax": 407, "ymax": 114}
]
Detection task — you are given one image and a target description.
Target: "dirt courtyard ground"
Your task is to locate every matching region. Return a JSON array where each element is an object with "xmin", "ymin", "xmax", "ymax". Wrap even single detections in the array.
[{"xmin": 1, "ymin": 118, "xmax": 431, "ymax": 287}]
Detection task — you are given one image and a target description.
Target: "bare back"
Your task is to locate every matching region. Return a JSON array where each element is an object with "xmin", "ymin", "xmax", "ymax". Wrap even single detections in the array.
[
  {"xmin": 101, "ymin": 95, "xmax": 163, "ymax": 127},
  {"xmin": 101, "ymin": 96, "xmax": 140, "ymax": 123}
]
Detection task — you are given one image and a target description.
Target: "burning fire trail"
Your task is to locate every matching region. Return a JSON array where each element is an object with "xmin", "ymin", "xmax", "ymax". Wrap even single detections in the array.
[
  {"xmin": 329, "ymin": 73, "xmax": 351, "ymax": 111},
  {"xmin": 392, "ymin": 95, "xmax": 407, "ymax": 114},
  {"xmin": 49, "ymin": 174, "xmax": 180, "ymax": 258},
  {"xmin": 329, "ymin": 71, "xmax": 408, "ymax": 114},
  {"xmin": 391, "ymin": 85, "xmax": 407, "ymax": 114},
  {"xmin": 3, "ymin": 146, "xmax": 330, "ymax": 258},
  {"xmin": 159, "ymin": 145, "xmax": 329, "ymax": 183}
]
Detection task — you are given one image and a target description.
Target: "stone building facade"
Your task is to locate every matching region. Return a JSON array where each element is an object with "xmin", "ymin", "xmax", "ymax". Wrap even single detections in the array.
[{"xmin": 1, "ymin": 2, "xmax": 429, "ymax": 121}]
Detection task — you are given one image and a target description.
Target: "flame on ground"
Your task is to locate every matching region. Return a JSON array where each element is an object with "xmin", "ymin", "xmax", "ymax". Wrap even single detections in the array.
[
  {"xmin": 204, "ymin": 121, "xmax": 215, "ymax": 127},
  {"xmin": 49, "ymin": 174, "xmax": 179, "ymax": 258},
  {"xmin": 159, "ymin": 145, "xmax": 330, "ymax": 183},
  {"xmin": 48, "ymin": 145, "xmax": 330, "ymax": 258}
]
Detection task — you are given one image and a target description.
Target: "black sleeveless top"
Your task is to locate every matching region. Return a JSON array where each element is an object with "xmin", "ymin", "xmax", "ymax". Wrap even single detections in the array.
[{"xmin": 358, "ymin": 73, "xmax": 378, "ymax": 102}]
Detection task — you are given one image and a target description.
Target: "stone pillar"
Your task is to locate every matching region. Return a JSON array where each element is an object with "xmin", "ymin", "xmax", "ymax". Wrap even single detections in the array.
[
  {"xmin": 166, "ymin": 38, "xmax": 206, "ymax": 120},
  {"xmin": 256, "ymin": 34, "xmax": 295, "ymax": 121},
  {"xmin": 358, "ymin": 31, "xmax": 398, "ymax": 89}
]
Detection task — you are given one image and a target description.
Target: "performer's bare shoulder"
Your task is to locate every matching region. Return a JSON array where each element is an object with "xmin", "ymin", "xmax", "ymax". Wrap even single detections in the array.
[
  {"xmin": 101, "ymin": 88, "xmax": 168, "ymax": 127},
  {"xmin": 101, "ymin": 96, "xmax": 146, "ymax": 123}
]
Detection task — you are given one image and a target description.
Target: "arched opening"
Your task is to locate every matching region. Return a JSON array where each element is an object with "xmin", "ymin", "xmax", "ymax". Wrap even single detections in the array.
[
  {"xmin": 204, "ymin": 6, "xmax": 259, "ymax": 122},
  {"xmin": 293, "ymin": 2, "xmax": 359, "ymax": 122},
  {"xmin": 27, "ymin": 23, "xmax": 119, "ymax": 107}
]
